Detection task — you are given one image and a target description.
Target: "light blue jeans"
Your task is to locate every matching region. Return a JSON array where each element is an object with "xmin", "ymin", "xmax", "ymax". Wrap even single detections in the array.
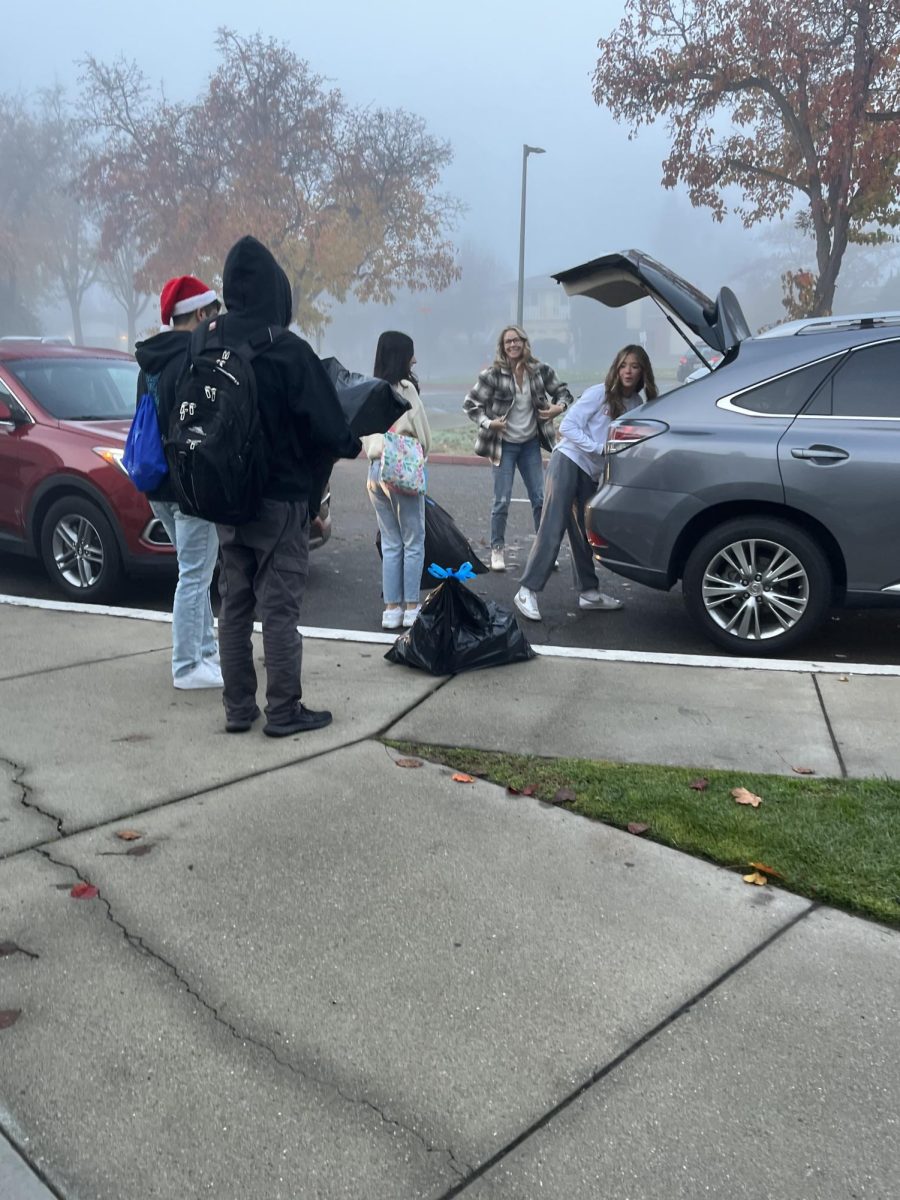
[
  {"xmin": 491, "ymin": 435, "xmax": 544, "ymax": 549},
  {"xmin": 368, "ymin": 465, "xmax": 426, "ymax": 605},
  {"xmin": 151, "ymin": 500, "xmax": 220, "ymax": 678}
]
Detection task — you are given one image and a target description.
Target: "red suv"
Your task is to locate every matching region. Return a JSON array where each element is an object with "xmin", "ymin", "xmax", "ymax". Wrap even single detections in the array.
[{"xmin": 0, "ymin": 339, "xmax": 175, "ymax": 601}]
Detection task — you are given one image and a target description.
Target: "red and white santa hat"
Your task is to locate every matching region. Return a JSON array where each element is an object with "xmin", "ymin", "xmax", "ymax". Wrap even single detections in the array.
[{"xmin": 159, "ymin": 275, "xmax": 218, "ymax": 327}]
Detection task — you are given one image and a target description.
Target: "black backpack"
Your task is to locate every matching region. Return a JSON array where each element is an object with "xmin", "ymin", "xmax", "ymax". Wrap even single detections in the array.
[{"xmin": 166, "ymin": 319, "xmax": 283, "ymax": 525}]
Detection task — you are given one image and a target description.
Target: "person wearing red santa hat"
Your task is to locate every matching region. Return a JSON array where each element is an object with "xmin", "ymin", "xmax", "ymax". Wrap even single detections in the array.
[{"xmin": 134, "ymin": 275, "xmax": 223, "ymax": 689}]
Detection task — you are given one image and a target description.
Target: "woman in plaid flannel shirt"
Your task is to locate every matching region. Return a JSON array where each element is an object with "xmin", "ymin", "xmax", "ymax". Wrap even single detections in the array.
[{"xmin": 462, "ymin": 326, "xmax": 573, "ymax": 572}]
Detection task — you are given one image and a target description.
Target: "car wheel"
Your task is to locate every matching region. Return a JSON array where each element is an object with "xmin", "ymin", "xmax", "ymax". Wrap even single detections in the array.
[
  {"xmin": 683, "ymin": 518, "xmax": 832, "ymax": 655},
  {"xmin": 39, "ymin": 495, "xmax": 124, "ymax": 604}
]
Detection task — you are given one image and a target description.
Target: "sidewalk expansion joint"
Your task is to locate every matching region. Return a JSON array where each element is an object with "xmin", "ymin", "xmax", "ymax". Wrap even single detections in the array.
[
  {"xmin": 2, "ymin": 752, "xmax": 64, "ymax": 841},
  {"xmin": 813, "ymin": 674, "xmax": 848, "ymax": 779},
  {"xmin": 32, "ymin": 847, "xmax": 470, "ymax": 1183},
  {"xmin": 0, "ymin": 645, "xmax": 168, "ymax": 685},
  {"xmin": 435, "ymin": 901, "xmax": 820, "ymax": 1198}
]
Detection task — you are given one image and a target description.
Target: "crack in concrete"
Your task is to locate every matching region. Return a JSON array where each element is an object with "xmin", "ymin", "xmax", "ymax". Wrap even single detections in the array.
[
  {"xmin": 35, "ymin": 848, "xmax": 471, "ymax": 1182},
  {"xmin": 2, "ymin": 753, "xmax": 63, "ymax": 838}
]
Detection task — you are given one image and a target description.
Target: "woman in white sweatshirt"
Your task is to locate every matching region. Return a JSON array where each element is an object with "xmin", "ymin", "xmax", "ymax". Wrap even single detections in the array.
[
  {"xmin": 514, "ymin": 344, "xmax": 657, "ymax": 622},
  {"xmin": 361, "ymin": 331, "xmax": 432, "ymax": 630}
]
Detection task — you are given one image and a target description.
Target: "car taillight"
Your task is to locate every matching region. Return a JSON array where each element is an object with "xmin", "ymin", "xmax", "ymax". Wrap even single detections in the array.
[
  {"xmin": 606, "ymin": 419, "xmax": 669, "ymax": 454},
  {"xmin": 587, "ymin": 530, "xmax": 607, "ymax": 549}
]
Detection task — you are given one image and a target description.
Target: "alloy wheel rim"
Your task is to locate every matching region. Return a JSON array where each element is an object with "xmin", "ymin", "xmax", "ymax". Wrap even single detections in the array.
[
  {"xmin": 51, "ymin": 514, "xmax": 105, "ymax": 589},
  {"xmin": 701, "ymin": 537, "xmax": 809, "ymax": 641}
]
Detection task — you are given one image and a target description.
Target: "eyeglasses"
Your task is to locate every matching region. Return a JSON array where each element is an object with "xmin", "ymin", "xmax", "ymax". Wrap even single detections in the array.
[{"xmin": 503, "ymin": 337, "xmax": 524, "ymax": 347}]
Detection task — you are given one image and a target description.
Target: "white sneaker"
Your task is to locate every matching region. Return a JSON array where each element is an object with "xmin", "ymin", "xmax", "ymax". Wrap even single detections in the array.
[
  {"xmin": 173, "ymin": 660, "xmax": 224, "ymax": 690},
  {"xmin": 402, "ymin": 606, "xmax": 421, "ymax": 628},
  {"xmin": 514, "ymin": 586, "xmax": 541, "ymax": 621},
  {"xmin": 578, "ymin": 589, "xmax": 623, "ymax": 611},
  {"xmin": 382, "ymin": 608, "xmax": 403, "ymax": 629},
  {"xmin": 490, "ymin": 547, "xmax": 506, "ymax": 571}
]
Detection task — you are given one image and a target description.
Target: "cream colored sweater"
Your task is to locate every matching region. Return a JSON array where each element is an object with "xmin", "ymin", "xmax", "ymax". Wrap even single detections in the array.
[{"xmin": 361, "ymin": 379, "xmax": 432, "ymax": 461}]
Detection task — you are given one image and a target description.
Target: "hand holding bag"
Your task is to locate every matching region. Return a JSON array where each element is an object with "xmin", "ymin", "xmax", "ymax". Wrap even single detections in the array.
[{"xmin": 380, "ymin": 429, "xmax": 425, "ymax": 495}]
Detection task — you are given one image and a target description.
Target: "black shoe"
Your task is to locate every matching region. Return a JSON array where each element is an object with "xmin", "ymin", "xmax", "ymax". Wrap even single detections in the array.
[
  {"xmin": 225, "ymin": 705, "xmax": 261, "ymax": 734},
  {"xmin": 263, "ymin": 704, "xmax": 333, "ymax": 738}
]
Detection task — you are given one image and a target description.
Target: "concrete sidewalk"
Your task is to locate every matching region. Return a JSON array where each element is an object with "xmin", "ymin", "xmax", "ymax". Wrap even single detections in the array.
[{"xmin": 0, "ymin": 599, "xmax": 898, "ymax": 1199}]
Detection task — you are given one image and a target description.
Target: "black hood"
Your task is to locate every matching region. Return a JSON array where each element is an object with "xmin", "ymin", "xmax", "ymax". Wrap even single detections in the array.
[
  {"xmin": 222, "ymin": 235, "xmax": 293, "ymax": 326},
  {"xmin": 134, "ymin": 328, "xmax": 190, "ymax": 375}
]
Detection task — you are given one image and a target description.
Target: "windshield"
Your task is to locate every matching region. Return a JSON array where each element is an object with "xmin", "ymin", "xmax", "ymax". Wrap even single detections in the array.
[{"xmin": 8, "ymin": 358, "xmax": 139, "ymax": 420}]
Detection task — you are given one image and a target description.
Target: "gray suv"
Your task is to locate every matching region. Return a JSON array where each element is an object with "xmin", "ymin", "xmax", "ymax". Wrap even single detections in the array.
[{"xmin": 553, "ymin": 250, "xmax": 900, "ymax": 655}]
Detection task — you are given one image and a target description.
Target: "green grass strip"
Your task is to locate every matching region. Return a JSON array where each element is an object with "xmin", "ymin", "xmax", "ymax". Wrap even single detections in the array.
[{"xmin": 387, "ymin": 741, "xmax": 900, "ymax": 927}]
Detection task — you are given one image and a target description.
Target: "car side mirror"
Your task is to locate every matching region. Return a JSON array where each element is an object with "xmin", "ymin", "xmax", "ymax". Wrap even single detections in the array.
[{"xmin": 0, "ymin": 398, "xmax": 24, "ymax": 426}]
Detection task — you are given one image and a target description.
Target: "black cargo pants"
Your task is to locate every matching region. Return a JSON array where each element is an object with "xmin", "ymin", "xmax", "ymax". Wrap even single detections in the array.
[{"xmin": 217, "ymin": 498, "xmax": 309, "ymax": 726}]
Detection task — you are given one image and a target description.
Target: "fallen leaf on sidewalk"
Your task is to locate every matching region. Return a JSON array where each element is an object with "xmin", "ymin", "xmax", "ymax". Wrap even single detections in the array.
[
  {"xmin": 115, "ymin": 830, "xmax": 143, "ymax": 841},
  {"xmin": 791, "ymin": 766, "xmax": 816, "ymax": 775},
  {"xmin": 70, "ymin": 882, "xmax": 99, "ymax": 900},
  {"xmin": 0, "ymin": 1009, "xmax": 21, "ymax": 1029},
  {"xmin": 750, "ymin": 860, "xmax": 784, "ymax": 879},
  {"xmin": 551, "ymin": 787, "xmax": 576, "ymax": 806},
  {"xmin": 732, "ymin": 787, "xmax": 763, "ymax": 808},
  {"xmin": 689, "ymin": 778, "xmax": 709, "ymax": 791},
  {"xmin": 627, "ymin": 822, "xmax": 650, "ymax": 836},
  {"xmin": 394, "ymin": 758, "xmax": 423, "ymax": 769},
  {"xmin": 451, "ymin": 773, "xmax": 475, "ymax": 784},
  {"xmin": 742, "ymin": 871, "xmax": 768, "ymax": 886},
  {"xmin": 838, "ymin": 675, "xmax": 849, "ymax": 682}
]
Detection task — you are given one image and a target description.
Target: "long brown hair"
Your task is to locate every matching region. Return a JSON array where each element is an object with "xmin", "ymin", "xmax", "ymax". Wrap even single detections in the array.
[{"xmin": 603, "ymin": 344, "xmax": 657, "ymax": 418}]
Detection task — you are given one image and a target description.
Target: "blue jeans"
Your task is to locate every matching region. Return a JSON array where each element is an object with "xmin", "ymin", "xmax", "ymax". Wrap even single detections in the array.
[
  {"xmin": 151, "ymin": 501, "xmax": 220, "ymax": 679},
  {"xmin": 368, "ymin": 465, "xmax": 426, "ymax": 604},
  {"xmin": 491, "ymin": 436, "xmax": 544, "ymax": 549}
]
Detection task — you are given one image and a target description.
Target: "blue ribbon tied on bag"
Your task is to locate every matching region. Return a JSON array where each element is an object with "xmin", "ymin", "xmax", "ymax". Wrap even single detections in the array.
[{"xmin": 427, "ymin": 562, "xmax": 477, "ymax": 581}]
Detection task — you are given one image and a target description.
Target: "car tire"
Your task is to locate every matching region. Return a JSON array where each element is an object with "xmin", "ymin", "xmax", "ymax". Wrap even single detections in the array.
[
  {"xmin": 39, "ymin": 495, "xmax": 124, "ymax": 604},
  {"xmin": 683, "ymin": 517, "xmax": 832, "ymax": 655}
]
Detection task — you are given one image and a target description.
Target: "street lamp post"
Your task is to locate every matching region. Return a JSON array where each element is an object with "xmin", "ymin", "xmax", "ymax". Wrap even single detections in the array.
[{"xmin": 517, "ymin": 143, "xmax": 545, "ymax": 327}]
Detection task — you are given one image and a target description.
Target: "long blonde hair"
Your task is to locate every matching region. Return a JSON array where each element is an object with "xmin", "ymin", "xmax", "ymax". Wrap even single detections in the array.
[
  {"xmin": 604, "ymin": 344, "xmax": 657, "ymax": 418},
  {"xmin": 493, "ymin": 325, "xmax": 540, "ymax": 371}
]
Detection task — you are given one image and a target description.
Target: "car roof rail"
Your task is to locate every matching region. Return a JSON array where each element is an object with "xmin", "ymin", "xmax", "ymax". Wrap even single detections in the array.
[{"xmin": 755, "ymin": 311, "xmax": 900, "ymax": 338}]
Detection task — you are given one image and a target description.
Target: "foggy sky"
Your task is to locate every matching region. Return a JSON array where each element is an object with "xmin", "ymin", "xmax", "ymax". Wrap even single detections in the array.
[{"xmin": 7, "ymin": 0, "xmax": 762, "ymax": 297}]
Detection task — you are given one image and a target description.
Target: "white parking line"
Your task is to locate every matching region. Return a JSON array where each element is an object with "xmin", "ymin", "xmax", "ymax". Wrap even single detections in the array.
[{"xmin": 3, "ymin": 592, "xmax": 898, "ymax": 677}]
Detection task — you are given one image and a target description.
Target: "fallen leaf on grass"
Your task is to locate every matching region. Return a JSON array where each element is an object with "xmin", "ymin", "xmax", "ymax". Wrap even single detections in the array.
[
  {"xmin": 394, "ymin": 758, "xmax": 423, "ymax": 769},
  {"xmin": 551, "ymin": 787, "xmax": 576, "ymax": 806},
  {"xmin": 742, "ymin": 871, "xmax": 768, "ymax": 886},
  {"xmin": 70, "ymin": 882, "xmax": 99, "ymax": 900},
  {"xmin": 521, "ymin": 784, "xmax": 538, "ymax": 796},
  {"xmin": 126, "ymin": 844, "xmax": 154, "ymax": 857},
  {"xmin": 627, "ymin": 822, "xmax": 650, "ymax": 836},
  {"xmin": 451, "ymin": 773, "xmax": 475, "ymax": 784},
  {"xmin": 689, "ymin": 778, "xmax": 709, "ymax": 791},
  {"xmin": 792, "ymin": 766, "xmax": 816, "ymax": 775},
  {"xmin": 115, "ymin": 830, "xmax": 143, "ymax": 841},
  {"xmin": 732, "ymin": 787, "xmax": 763, "ymax": 808},
  {"xmin": 750, "ymin": 860, "xmax": 784, "ymax": 879},
  {"xmin": 0, "ymin": 1009, "xmax": 22, "ymax": 1029}
]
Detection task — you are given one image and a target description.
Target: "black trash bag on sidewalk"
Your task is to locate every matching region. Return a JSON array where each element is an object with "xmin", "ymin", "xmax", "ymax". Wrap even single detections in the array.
[
  {"xmin": 375, "ymin": 495, "xmax": 489, "ymax": 589},
  {"xmin": 321, "ymin": 356, "xmax": 410, "ymax": 436},
  {"xmin": 385, "ymin": 574, "xmax": 536, "ymax": 675}
]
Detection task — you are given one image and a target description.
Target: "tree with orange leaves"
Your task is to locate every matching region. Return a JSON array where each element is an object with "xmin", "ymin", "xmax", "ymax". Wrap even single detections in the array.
[
  {"xmin": 593, "ymin": 0, "xmax": 900, "ymax": 316},
  {"xmin": 81, "ymin": 29, "xmax": 462, "ymax": 331}
]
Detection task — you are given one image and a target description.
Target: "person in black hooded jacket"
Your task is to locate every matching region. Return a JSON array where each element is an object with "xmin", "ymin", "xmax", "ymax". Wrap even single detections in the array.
[
  {"xmin": 215, "ymin": 235, "xmax": 361, "ymax": 737},
  {"xmin": 134, "ymin": 275, "xmax": 222, "ymax": 690}
]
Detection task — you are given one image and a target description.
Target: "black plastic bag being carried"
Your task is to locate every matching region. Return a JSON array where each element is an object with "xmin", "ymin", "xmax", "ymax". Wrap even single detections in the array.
[
  {"xmin": 375, "ymin": 495, "xmax": 489, "ymax": 590},
  {"xmin": 385, "ymin": 566, "xmax": 536, "ymax": 675},
  {"xmin": 321, "ymin": 356, "xmax": 410, "ymax": 437}
]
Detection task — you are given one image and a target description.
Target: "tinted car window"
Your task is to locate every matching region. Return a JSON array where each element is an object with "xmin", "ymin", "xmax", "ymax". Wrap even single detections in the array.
[
  {"xmin": 7, "ymin": 358, "xmax": 139, "ymax": 420},
  {"xmin": 731, "ymin": 356, "xmax": 839, "ymax": 415},
  {"xmin": 826, "ymin": 341, "xmax": 900, "ymax": 418}
]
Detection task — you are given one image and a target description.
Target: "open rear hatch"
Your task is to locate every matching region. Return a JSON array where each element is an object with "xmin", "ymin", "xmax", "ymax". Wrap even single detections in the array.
[{"xmin": 552, "ymin": 249, "xmax": 750, "ymax": 358}]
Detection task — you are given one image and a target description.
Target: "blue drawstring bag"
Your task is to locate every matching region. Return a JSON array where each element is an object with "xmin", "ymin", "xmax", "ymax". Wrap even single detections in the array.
[{"xmin": 123, "ymin": 376, "xmax": 168, "ymax": 493}]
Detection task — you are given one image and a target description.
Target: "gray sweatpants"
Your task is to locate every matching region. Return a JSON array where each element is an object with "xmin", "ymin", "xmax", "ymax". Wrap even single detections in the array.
[
  {"xmin": 217, "ymin": 498, "xmax": 309, "ymax": 726},
  {"xmin": 519, "ymin": 451, "xmax": 599, "ymax": 594}
]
